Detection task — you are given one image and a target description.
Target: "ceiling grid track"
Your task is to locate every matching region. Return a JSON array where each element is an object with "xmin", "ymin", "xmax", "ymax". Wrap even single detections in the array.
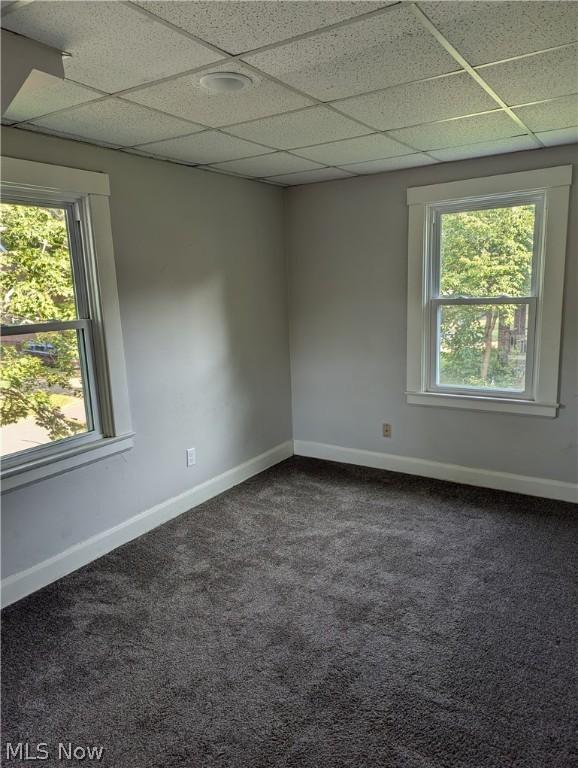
[
  {"xmin": 4, "ymin": 0, "xmax": 430, "ymax": 167},
  {"xmin": 118, "ymin": 0, "xmax": 456, "ymax": 166},
  {"xmin": 410, "ymin": 3, "xmax": 545, "ymax": 149},
  {"xmin": 124, "ymin": 0, "xmax": 232, "ymax": 60},
  {"xmin": 127, "ymin": 0, "xmax": 403, "ymax": 61},
  {"xmin": 3, "ymin": 0, "xmax": 575, "ymax": 183},
  {"xmin": 231, "ymin": 1, "xmax": 404, "ymax": 59},
  {"xmin": 228, "ymin": 60, "xmax": 427, "ymax": 159}
]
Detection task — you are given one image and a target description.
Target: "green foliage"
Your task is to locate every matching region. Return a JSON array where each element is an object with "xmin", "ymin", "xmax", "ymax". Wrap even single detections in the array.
[
  {"xmin": 1, "ymin": 203, "xmax": 84, "ymax": 441},
  {"xmin": 1, "ymin": 203, "xmax": 76, "ymax": 324},
  {"xmin": 440, "ymin": 205, "xmax": 534, "ymax": 297},
  {"xmin": 438, "ymin": 204, "xmax": 534, "ymax": 390},
  {"xmin": 439, "ymin": 305, "xmax": 525, "ymax": 390}
]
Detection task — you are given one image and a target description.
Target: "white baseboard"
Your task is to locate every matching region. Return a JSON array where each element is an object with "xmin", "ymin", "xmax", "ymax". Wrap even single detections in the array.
[
  {"xmin": 293, "ymin": 440, "xmax": 578, "ymax": 504},
  {"xmin": 1, "ymin": 440, "xmax": 293, "ymax": 608},
  {"xmin": 4, "ymin": 437, "xmax": 574, "ymax": 607}
]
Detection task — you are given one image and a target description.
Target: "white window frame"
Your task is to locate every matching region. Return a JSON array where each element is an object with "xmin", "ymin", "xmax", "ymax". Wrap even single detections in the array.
[
  {"xmin": 1, "ymin": 157, "xmax": 133, "ymax": 491},
  {"xmin": 406, "ymin": 166, "xmax": 572, "ymax": 418}
]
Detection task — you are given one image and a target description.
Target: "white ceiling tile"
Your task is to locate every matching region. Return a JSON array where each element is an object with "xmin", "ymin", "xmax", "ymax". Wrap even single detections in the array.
[
  {"xmin": 3, "ymin": 73, "xmax": 102, "ymax": 123},
  {"xmin": 30, "ymin": 99, "xmax": 202, "ymax": 147},
  {"xmin": 210, "ymin": 152, "xmax": 323, "ymax": 178},
  {"xmin": 134, "ymin": 131, "xmax": 271, "ymax": 164},
  {"xmin": 2, "ymin": 1, "xmax": 222, "ymax": 92},
  {"xmin": 225, "ymin": 106, "xmax": 370, "ymax": 150},
  {"xmin": 267, "ymin": 168, "xmax": 355, "ymax": 186},
  {"xmin": 429, "ymin": 135, "xmax": 538, "ymax": 162},
  {"xmin": 340, "ymin": 153, "xmax": 439, "ymax": 174},
  {"xmin": 535, "ymin": 126, "xmax": 578, "ymax": 147},
  {"xmin": 478, "ymin": 45, "xmax": 578, "ymax": 106},
  {"xmin": 18, "ymin": 122, "xmax": 122, "ymax": 149},
  {"xmin": 334, "ymin": 73, "xmax": 497, "ymax": 132},
  {"xmin": 419, "ymin": 2, "xmax": 578, "ymax": 66},
  {"xmin": 389, "ymin": 111, "xmax": 522, "ymax": 151},
  {"xmin": 294, "ymin": 133, "xmax": 410, "ymax": 165},
  {"xmin": 514, "ymin": 95, "xmax": 578, "ymax": 133},
  {"xmin": 134, "ymin": 1, "xmax": 390, "ymax": 55},
  {"xmin": 243, "ymin": 4, "xmax": 459, "ymax": 101},
  {"xmin": 124, "ymin": 61, "xmax": 313, "ymax": 127}
]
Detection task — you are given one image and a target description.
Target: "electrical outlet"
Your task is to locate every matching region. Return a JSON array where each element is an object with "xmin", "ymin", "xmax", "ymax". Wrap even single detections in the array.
[
  {"xmin": 186, "ymin": 447, "xmax": 196, "ymax": 467},
  {"xmin": 382, "ymin": 423, "xmax": 392, "ymax": 438}
]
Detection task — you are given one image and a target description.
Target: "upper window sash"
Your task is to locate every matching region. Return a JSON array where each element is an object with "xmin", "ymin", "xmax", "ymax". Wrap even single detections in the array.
[
  {"xmin": 427, "ymin": 191, "xmax": 545, "ymax": 301},
  {"xmin": 1, "ymin": 197, "xmax": 90, "ymax": 324}
]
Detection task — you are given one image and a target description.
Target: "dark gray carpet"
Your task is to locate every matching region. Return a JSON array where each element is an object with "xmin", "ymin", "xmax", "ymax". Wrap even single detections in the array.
[{"xmin": 2, "ymin": 457, "xmax": 577, "ymax": 768}]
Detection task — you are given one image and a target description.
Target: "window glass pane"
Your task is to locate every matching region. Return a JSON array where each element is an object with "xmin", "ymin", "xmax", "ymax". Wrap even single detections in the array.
[
  {"xmin": 438, "ymin": 303, "xmax": 528, "ymax": 392},
  {"xmin": 439, "ymin": 204, "xmax": 535, "ymax": 297},
  {"xmin": 1, "ymin": 329, "xmax": 90, "ymax": 456},
  {"xmin": 0, "ymin": 202, "xmax": 77, "ymax": 325}
]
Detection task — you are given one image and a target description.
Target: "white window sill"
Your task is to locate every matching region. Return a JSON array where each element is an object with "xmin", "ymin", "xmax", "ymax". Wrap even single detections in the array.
[
  {"xmin": 406, "ymin": 391, "xmax": 558, "ymax": 417},
  {"xmin": 1, "ymin": 433, "xmax": 134, "ymax": 493}
]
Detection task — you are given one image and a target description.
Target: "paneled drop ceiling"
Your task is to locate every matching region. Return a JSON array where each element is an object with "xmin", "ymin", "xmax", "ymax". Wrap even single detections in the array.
[{"xmin": 2, "ymin": 1, "xmax": 577, "ymax": 186}]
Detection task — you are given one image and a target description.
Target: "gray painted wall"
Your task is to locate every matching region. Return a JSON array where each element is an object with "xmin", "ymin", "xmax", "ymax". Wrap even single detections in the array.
[
  {"xmin": 1, "ymin": 127, "xmax": 292, "ymax": 578},
  {"xmin": 2, "ymin": 131, "xmax": 576, "ymax": 582},
  {"xmin": 286, "ymin": 145, "xmax": 578, "ymax": 484}
]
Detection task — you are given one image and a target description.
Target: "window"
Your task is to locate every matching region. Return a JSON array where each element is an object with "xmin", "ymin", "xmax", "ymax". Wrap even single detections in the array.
[
  {"xmin": 406, "ymin": 166, "xmax": 572, "ymax": 417},
  {"xmin": 1, "ymin": 158, "xmax": 132, "ymax": 491},
  {"xmin": 1, "ymin": 202, "xmax": 98, "ymax": 455}
]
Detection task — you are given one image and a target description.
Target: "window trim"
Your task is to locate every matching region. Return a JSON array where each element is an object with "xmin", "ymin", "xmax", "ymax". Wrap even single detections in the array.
[
  {"xmin": 406, "ymin": 165, "xmax": 572, "ymax": 418},
  {"xmin": 1, "ymin": 157, "xmax": 133, "ymax": 492}
]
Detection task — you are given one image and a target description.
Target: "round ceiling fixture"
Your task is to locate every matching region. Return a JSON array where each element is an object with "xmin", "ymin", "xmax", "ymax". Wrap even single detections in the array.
[{"xmin": 199, "ymin": 72, "xmax": 253, "ymax": 93}]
